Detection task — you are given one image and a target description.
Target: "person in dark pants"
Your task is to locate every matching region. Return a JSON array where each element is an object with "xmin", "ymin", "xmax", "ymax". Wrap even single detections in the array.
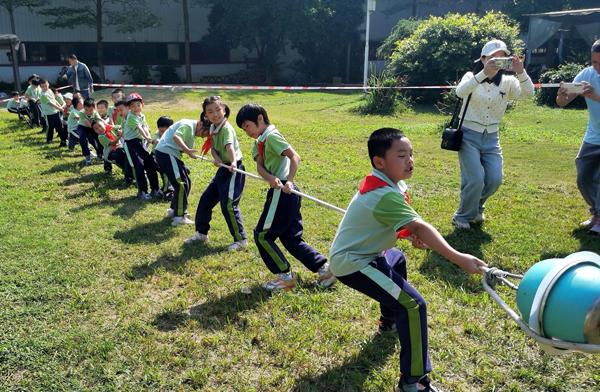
[
  {"xmin": 92, "ymin": 119, "xmax": 133, "ymax": 184},
  {"xmin": 329, "ymin": 128, "xmax": 487, "ymax": 392},
  {"xmin": 62, "ymin": 54, "xmax": 94, "ymax": 99},
  {"xmin": 235, "ymin": 103, "xmax": 335, "ymax": 291},
  {"xmin": 39, "ymin": 79, "xmax": 66, "ymax": 145},
  {"xmin": 24, "ymin": 75, "xmax": 44, "ymax": 131},
  {"xmin": 77, "ymin": 98, "xmax": 108, "ymax": 170},
  {"xmin": 185, "ymin": 96, "xmax": 247, "ymax": 251},
  {"xmin": 122, "ymin": 93, "xmax": 161, "ymax": 200},
  {"xmin": 156, "ymin": 116, "xmax": 209, "ymax": 226}
]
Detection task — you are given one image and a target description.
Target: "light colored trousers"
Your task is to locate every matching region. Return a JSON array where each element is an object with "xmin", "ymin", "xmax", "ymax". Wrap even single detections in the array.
[{"xmin": 454, "ymin": 128, "xmax": 503, "ymax": 223}]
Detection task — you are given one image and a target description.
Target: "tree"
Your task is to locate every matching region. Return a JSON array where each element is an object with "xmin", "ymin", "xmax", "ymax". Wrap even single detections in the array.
[
  {"xmin": 0, "ymin": 0, "xmax": 44, "ymax": 34},
  {"xmin": 386, "ymin": 11, "xmax": 522, "ymax": 102},
  {"xmin": 287, "ymin": 0, "xmax": 364, "ymax": 83},
  {"xmin": 201, "ymin": 0, "xmax": 297, "ymax": 83},
  {"xmin": 38, "ymin": 0, "xmax": 160, "ymax": 81}
]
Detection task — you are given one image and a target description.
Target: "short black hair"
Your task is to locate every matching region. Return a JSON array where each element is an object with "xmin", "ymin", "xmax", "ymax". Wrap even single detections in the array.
[
  {"xmin": 38, "ymin": 78, "xmax": 48, "ymax": 84},
  {"xmin": 115, "ymin": 100, "xmax": 127, "ymax": 107},
  {"xmin": 68, "ymin": 54, "xmax": 77, "ymax": 60},
  {"xmin": 592, "ymin": 39, "xmax": 600, "ymax": 53},
  {"xmin": 111, "ymin": 88, "xmax": 124, "ymax": 95},
  {"xmin": 31, "ymin": 78, "xmax": 41, "ymax": 86},
  {"xmin": 157, "ymin": 116, "xmax": 174, "ymax": 128},
  {"xmin": 11, "ymin": 91, "xmax": 19, "ymax": 97},
  {"xmin": 90, "ymin": 118, "xmax": 103, "ymax": 128},
  {"xmin": 72, "ymin": 97, "xmax": 81, "ymax": 108},
  {"xmin": 83, "ymin": 98, "xmax": 95, "ymax": 108},
  {"xmin": 235, "ymin": 103, "xmax": 270, "ymax": 128},
  {"xmin": 367, "ymin": 128, "xmax": 406, "ymax": 168},
  {"xmin": 96, "ymin": 99, "xmax": 109, "ymax": 107}
]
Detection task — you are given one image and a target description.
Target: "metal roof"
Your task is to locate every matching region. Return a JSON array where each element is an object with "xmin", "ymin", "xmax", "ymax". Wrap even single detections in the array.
[{"xmin": 524, "ymin": 8, "xmax": 600, "ymax": 24}]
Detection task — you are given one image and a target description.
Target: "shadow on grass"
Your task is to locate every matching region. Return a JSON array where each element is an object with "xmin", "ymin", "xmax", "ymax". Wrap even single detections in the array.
[
  {"xmin": 571, "ymin": 227, "xmax": 600, "ymax": 254},
  {"xmin": 70, "ymin": 193, "xmax": 148, "ymax": 218},
  {"xmin": 127, "ymin": 242, "xmax": 229, "ymax": 280},
  {"xmin": 114, "ymin": 219, "xmax": 175, "ymax": 245},
  {"xmin": 152, "ymin": 283, "xmax": 267, "ymax": 332},
  {"xmin": 292, "ymin": 333, "xmax": 398, "ymax": 392},
  {"xmin": 419, "ymin": 225, "xmax": 492, "ymax": 291},
  {"xmin": 41, "ymin": 160, "xmax": 82, "ymax": 175}
]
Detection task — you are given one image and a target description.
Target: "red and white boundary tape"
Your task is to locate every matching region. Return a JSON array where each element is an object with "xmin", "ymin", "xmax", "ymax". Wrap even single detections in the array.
[
  {"xmin": 93, "ymin": 82, "xmax": 562, "ymax": 91},
  {"xmin": 0, "ymin": 82, "xmax": 566, "ymax": 104}
]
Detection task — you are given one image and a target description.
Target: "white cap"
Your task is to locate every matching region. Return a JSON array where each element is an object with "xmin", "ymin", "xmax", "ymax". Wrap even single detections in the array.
[
  {"xmin": 480, "ymin": 39, "xmax": 510, "ymax": 58},
  {"xmin": 63, "ymin": 92, "xmax": 73, "ymax": 100}
]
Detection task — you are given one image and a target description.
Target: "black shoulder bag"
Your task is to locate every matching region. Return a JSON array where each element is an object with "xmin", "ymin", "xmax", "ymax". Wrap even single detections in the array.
[{"xmin": 441, "ymin": 93, "xmax": 472, "ymax": 151}]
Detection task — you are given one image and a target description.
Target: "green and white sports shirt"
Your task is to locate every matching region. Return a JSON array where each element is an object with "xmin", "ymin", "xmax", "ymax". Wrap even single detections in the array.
[{"xmin": 329, "ymin": 169, "xmax": 420, "ymax": 277}]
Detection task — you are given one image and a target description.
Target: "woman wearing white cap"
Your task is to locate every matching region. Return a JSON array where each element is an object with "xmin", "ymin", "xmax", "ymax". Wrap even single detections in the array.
[{"xmin": 452, "ymin": 39, "xmax": 534, "ymax": 229}]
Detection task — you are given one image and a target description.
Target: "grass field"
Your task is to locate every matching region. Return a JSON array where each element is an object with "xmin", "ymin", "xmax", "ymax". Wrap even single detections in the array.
[{"xmin": 1, "ymin": 89, "xmax": 599, "ymax": 392}]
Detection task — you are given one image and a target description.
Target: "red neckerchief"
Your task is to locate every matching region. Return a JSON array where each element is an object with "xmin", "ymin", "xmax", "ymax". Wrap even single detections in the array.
[
  {"xmin": 201, "ymin": 134, "xmax": 212, "ymax": 155},
  {"xmin": 358, "ymin": 173, "xmax": 412, "ymax": 239},
  {"xmin": 104, "ymin": 123, "xmax": 117, "ymax": 151},
  {"xmin": 201, "ymin": 119, "xmax": 227, "ymax": 156},
  {"xmin": 258, "ymin": 140, "xmax": 265, "ymax": 160},
  {"xmin": 63, "ymin": 105, "xmax": 70, "ymax": 118}
]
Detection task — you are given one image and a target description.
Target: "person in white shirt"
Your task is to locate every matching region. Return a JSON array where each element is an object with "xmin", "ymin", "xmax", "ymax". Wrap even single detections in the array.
[{"xmin": 452, "ymin": 39, "xmax": 534, "ymax": 229}]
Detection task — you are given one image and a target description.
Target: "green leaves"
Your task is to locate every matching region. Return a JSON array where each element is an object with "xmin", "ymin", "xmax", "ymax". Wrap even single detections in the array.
[{"xmin": 385, "ymin": 12, "xmax": 522, "ymax": 102}]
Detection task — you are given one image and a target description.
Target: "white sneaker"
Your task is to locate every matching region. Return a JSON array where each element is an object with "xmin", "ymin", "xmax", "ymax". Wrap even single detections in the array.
[
  {"xmin": 581, "ymin": 216, "xmax": 596, "ymax": 228},
  {"xmin": 184, "ymin": 232, "xmax": 208, "ymax": 244},
  {"xmin": 452, "ymin": 217, "xmax": 471, "ymax": 230},
  {"xmin": 227, "ymin": 239, "xmax": 248, "ymax": 252},
  {"xmin": 316, "ymin": 262, "xmax": 336, "ymax": 288},
  {"xmin": 172, "ymin": 216, "xmax": 194, "ymax": 226},
  {"xmin": 471, "ymin": 213, "xmax": 485, "ymax": 224},
  {"xmin": 263, "ymin": 272, "xmax": 297, "ymax": 292},
  {"xmin": 165, "ymin": 208, "xmax": 175, "ymax": 218}
]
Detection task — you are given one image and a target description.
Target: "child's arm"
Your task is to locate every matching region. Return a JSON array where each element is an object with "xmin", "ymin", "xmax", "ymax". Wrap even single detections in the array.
[
  {"xmin": 225, "ymin": 143, "xmax": 237, "ymax": 172},
  {"xmin": 256, "ymin": 154, "xmax": 282, "ymax": 189},
  {"xmin": 82, "ymin": 118, "xmax": 92, "ymax": 127},
  {"xmin": 281, "ymin": 147, "xmax": 300, "ymax": 194},
  {"xmin": 403, "ymin": 219, "xmax": 487, "ymax": 274},
  {"xmin": 211, "ymin": 147, "xmax": 222, "ymax": 166},
  {"xmin": 172, "ymin": 134, "xmax": 198, "ymax": 159},
  {"xmin": 136, "ymin": 124, "xmax": 152, "ymax": 141}
]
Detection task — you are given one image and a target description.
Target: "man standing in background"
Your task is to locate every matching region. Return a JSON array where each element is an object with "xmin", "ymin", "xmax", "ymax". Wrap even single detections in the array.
[{"xmin": 62, "ymin": 54, "xmax": 94, "ymax": 99}]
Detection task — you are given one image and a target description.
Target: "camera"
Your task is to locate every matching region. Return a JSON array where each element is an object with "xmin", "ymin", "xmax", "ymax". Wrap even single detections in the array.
[{"xmin": 493, "ymin": 57, "xmax": 513, "ymax": 70}]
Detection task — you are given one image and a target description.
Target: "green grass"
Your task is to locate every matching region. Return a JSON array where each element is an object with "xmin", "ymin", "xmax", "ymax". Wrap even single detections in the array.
[{"xmin": 1, "ymin": 90, "xmax": 598, "ymax": 391}]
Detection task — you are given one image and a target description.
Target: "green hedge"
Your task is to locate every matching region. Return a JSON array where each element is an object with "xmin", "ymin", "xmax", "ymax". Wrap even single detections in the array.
[
  {"xmin": 386, "ymin": 12, "xmax": 521, "ymax": 103},
  {"xmin": 535, "ymin": 63, "xmax": 587, "ymax": 108}
]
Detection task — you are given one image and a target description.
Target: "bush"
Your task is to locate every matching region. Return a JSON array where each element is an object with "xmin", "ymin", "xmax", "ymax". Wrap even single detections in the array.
[
  {"xmin": 386, "ymin": 12, "xmax": 522, "ymax": 103},
  {"xmin": 121, "ymin": 64, "xmax": 152, "ymax": 84},
  {"xmin": 356, "ymin": 73, "xmax": 409, "ymax": 115},
  {"xmin": 153, "ymin": 65, "xmax": 180, "ymax": 84},
  {"xmin": 377, "ymin": 18, "xmax": 423, "ymax": 60},
  {"xmin": 535, "ymin": 63, "xmax": 587, "ymax": 108}
]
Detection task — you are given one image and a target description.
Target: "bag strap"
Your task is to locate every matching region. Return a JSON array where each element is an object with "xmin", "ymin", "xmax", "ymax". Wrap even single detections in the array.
[{"xmin": 457, "ymin": 93, "xmax": 472, "ymax": 130}]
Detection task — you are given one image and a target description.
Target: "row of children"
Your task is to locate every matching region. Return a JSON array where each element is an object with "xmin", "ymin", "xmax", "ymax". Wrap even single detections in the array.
[{"xmin": 6, "ymin": 83, "xmax": 488, "ymax": 391}]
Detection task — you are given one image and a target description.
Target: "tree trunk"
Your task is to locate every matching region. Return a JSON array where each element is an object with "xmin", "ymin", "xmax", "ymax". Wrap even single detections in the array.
[
  {"xmin": 8, "ymin": 1, "xmax": 16, "ymax": 34},
  {"xmin": 183, "ymin": 0, "xmax": 191, "ymax": 83},
  {"xmin": 96, "ymin": 0, "xmax": 105, "ymax": 81}
]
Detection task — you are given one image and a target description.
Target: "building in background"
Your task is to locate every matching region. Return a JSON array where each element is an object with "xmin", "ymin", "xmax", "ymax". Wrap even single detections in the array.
[{"xmin": 1, "ymin": 0, "xmax": 513, "ymax": 87}]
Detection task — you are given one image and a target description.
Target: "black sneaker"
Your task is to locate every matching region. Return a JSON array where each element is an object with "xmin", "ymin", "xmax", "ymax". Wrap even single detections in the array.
[
  {"xmin": 377, "ymin": 318, "xmax": 396, "ymax": 334},
  {"xmin": 59, "ymin": 141, "xmax": 67, "ymax": 148},
  {"xmin": 396, "ymin": 376, "xmax": 441, "ymax": 392},
  {"xmin": 150, "ymin": 189, "xmax": 165, "ymax": 199}
]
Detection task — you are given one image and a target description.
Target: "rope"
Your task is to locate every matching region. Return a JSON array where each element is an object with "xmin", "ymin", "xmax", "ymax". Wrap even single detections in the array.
[{"xmin": 196, "ymin": 155, "xmax": 347, "ymax": 214}]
